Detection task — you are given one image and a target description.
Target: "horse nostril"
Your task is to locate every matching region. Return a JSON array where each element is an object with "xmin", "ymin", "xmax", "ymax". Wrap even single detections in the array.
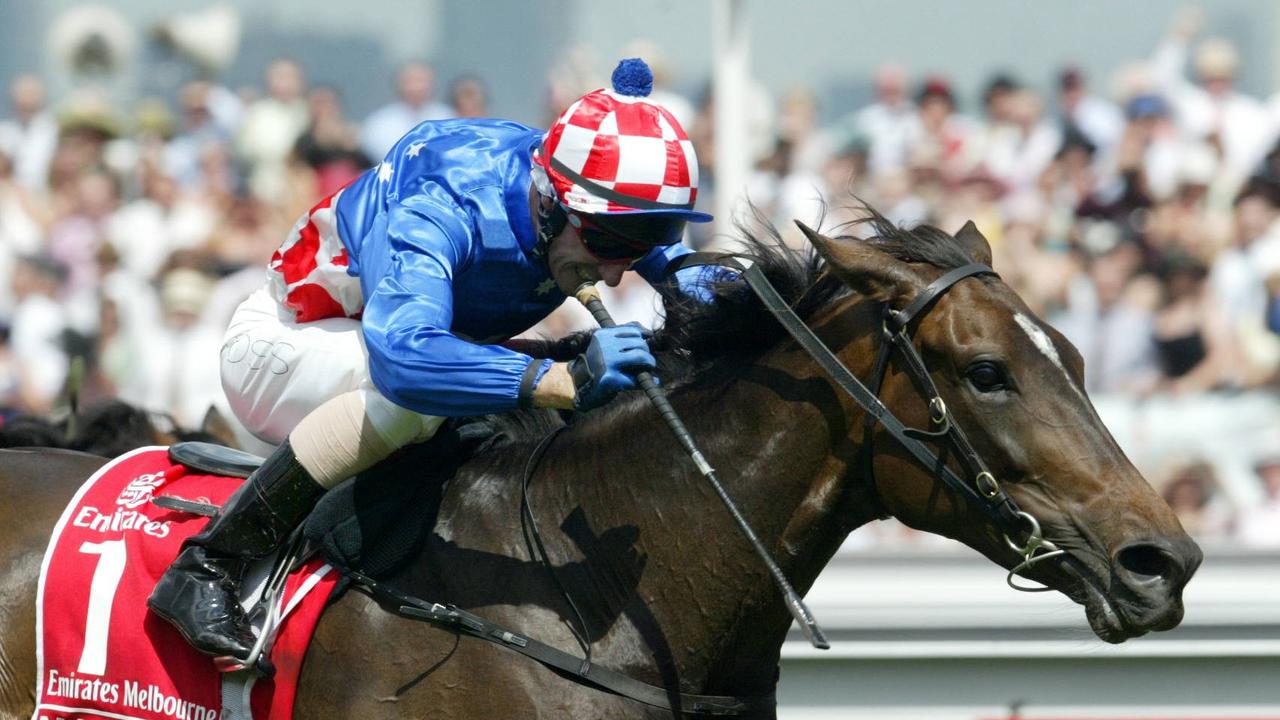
[{"xmin": 1115, "ymin": 542, "xmax": 1181, "ymax": 582}]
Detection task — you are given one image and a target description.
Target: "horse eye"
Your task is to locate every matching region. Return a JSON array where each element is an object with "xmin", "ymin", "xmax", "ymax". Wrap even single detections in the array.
[{"xmin": 966, "ymin": 361, "xmax": 1008, "ymax": 393}]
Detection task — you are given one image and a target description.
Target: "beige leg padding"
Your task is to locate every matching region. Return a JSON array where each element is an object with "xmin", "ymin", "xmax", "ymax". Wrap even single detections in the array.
[{"xmin": 288, "ymin": 388, "xmax": 444, "ymax": 489}]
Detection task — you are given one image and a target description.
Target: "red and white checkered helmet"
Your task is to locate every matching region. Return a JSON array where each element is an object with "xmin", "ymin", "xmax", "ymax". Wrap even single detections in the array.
[{"xmin": 533, "ymin": 58, "xmax": 712, "ymax": 223}]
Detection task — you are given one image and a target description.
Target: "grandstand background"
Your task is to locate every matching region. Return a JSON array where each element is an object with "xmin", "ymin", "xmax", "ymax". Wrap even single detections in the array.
[
  {"xmin": 2, "ymin": 1, "xmax": 1278, "ymax": 716},
  {"xmin": 5, "ymin": 1, "xmax": 1280, "ymax": 124}
]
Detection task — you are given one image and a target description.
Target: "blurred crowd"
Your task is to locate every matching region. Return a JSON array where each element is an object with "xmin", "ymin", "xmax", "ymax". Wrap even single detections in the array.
[
  {"xmin": 2, "ymin": 11, "xmax": 1278, "ymax": 547},
  {"xmin": 0, "ymin": 57, "xmax": 487, "ymax": 432}
]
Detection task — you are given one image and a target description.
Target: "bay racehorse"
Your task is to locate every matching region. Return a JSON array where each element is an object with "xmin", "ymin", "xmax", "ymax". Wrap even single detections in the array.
[{"xmin": 0, "ymin": 215, "xmax": 1201, "ymax": 718}]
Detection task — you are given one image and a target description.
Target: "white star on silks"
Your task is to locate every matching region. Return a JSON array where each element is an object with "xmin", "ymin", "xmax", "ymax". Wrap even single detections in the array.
[
  {"xmin": 406, "ymin": 141, "xmax": 427, "ymax": 158},
  {"xmin": 535, "ymin": 278, "xmax": 558, "ymax": 296},
  {"xmin": 377, "ymin": 162, "xmax": 393, "ymax": 183}
]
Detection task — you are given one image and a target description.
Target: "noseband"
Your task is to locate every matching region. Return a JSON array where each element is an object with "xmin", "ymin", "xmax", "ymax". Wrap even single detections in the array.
[{"xmin": 666, "ymin": 254, "xmax": 1064, "ymax": 590}]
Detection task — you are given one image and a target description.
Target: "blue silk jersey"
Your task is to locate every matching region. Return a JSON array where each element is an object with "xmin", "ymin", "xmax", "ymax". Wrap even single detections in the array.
[{"xmin": 330, "ymin": 118, "xmax": 687, "ymax": 417}]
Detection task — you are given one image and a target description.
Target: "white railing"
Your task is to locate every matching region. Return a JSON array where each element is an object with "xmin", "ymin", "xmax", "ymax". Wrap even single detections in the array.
[
  {"xmin": 789, "ymin": 544, "xmax": 1280, "ymax": 655},
  {"xmin": 777, "ymin": 545, "xmax": 1280, "ymax": 718}
]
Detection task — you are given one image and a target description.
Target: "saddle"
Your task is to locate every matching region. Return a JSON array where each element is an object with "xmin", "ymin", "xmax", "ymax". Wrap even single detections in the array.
[
  {"xmin": 170, "ymin": 417, "xmax": 497, "ymax": 583},
  {"xmin": 33, "ymin": 446, "xmax": 339, "ymax": 720},
  {"xmin": 168, "ymin": 417, "xmax": 773, "ymax": 716}
]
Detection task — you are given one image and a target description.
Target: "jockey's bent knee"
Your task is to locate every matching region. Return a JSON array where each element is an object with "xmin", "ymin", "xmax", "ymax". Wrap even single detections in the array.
[
  {"xmin": 288, "ymin": 388, "xmax": 444, "ymax": 489},
  {"xmin": 220, "ymin": 287, "xmax": 371, "ymax": 446}
]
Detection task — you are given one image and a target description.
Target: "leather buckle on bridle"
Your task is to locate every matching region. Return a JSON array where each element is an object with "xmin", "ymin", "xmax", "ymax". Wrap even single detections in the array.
[
  {"xmin": 928, "ymin": 397, "xmax": 948, "ymax": 427},
  {"xmin": 974, "ymin": 471, "xmax": 1000, "ymax": 499}
]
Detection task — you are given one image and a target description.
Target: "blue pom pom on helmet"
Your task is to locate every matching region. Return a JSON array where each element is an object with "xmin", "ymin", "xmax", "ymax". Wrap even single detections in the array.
[
  {"xmin": 611, "ymin": 58, "xmax": 653, "ymax": 97},
  {"xmin": 535, "ymin": 54, "xmax": 713, "ymax": 223}
]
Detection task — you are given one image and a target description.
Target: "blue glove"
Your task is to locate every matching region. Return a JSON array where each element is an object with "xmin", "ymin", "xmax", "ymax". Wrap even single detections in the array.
[
  {"xmin": 568, "ymin": 323, "xmax": 657, "ymax": 410},
  {"xmin": 673, "ymin": 265, "xmax": 738, "ymax": 303}
]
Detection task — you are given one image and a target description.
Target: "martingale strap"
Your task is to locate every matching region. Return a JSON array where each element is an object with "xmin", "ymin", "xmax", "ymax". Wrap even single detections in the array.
[
  {"xmin": 347, "ymin": 572, "xmax": 773, "ymax": 716},
  {"xmin": 663, "ymin": 252, "xmax": 1024, "ymax": 533}
]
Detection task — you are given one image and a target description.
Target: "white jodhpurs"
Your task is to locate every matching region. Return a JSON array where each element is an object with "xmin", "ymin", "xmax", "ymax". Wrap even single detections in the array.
[{"xmin": 220, "ymin": 286, "xmax": 442, "ymax": 486}]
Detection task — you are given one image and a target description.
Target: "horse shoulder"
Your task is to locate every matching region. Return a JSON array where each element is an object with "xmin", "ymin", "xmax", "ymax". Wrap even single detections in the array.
[
  {"xmin": 296, "ymin": 456, "xmax": 635, "ymax": 717},
  {"xmin": 0, "ymin": 449, "xmax": 109, "ymax": 720}
]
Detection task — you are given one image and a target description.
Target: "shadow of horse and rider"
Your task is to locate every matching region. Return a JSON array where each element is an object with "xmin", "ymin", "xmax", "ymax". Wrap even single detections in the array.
[
  {"xmin": 315, "ymin": 420, "xmax": 667, "ymax": 651},
  {"xmin": 0, "ymin": 211, "xmax": 1202, "ymax": 719}
]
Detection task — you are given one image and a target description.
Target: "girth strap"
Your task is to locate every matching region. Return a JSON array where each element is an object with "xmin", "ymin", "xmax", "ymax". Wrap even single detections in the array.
[{"xmin": 347, "ymin": 572, "xmax": 774, "ymax": 716}]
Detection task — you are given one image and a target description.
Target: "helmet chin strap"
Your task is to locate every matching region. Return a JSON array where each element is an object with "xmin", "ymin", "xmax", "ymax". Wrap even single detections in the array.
[
  {"xmin": 533, "ymin": 194, "xmax": 568, "ymax": 262},
  {"xmin": 530, "ymin": 157, "xmax": 564, "ymax": 261}
]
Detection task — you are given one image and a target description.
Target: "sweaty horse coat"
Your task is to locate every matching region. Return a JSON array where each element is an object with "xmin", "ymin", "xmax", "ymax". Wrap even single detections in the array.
[{"xmin": 0, "ymin": 216, "xmax": 1200, "ymax": 718}]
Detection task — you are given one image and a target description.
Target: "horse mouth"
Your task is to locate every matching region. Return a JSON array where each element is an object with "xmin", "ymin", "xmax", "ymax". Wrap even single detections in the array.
[{"xmin": 1057, "ymin": 556, "xmax": 1147, "ymax": 643}]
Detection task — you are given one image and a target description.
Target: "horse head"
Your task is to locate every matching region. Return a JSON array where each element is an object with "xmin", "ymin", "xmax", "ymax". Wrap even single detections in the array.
[{"xmin": 797, "ymin": 219, "xmax": 1202, "ymax": 643}]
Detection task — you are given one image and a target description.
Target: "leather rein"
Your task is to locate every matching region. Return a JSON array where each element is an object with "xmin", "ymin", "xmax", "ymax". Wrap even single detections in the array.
[{"xmin": 347, "ymin": 250, "xmax": 1065, "ymax": 716}]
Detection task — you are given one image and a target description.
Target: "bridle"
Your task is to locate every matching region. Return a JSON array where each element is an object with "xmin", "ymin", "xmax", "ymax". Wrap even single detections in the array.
[
  {"xmin": 859, "ymin": 262, "xmax": 1065, "ymax": 590},
  {"xmin": 666, "ymin": 253, "xmax": 1065, "ymax": 591},
  {"xmin": 346, "ymin": 247, "xmax": 1070, "ymax": 717}
]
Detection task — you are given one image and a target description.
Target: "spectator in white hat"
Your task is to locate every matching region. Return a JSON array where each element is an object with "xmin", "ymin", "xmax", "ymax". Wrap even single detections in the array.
[{"xmin": 1151, "ymin": 7, "xmax": 1272, "ymax": 184}]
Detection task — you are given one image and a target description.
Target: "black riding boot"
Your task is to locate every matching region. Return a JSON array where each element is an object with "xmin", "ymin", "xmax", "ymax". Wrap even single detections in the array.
[{"xmin": 147, "ymin": 439, "xmax": 325, "ymax": 664}]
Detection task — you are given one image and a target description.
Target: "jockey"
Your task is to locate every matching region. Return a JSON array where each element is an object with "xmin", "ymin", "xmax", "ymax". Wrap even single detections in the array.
[{"xmin": 147, "ymin": 58, "xmax": 713, "ymax": 665}]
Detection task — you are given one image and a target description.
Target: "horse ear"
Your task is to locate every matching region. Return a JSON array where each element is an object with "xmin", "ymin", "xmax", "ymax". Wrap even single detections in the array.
[
  {"xmin": 954, "ymin": 220, "xmax": 993, "ymax": 266},
  {"xmin": 794, "ymin": 220, "xmax": 920, "ymax": 302}
]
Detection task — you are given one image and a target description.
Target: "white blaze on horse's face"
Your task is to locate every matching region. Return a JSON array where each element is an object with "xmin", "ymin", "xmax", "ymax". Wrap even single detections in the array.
[{"xmin": 1013, "ymin": 312, "xmax": 1085, "ymax": 400}]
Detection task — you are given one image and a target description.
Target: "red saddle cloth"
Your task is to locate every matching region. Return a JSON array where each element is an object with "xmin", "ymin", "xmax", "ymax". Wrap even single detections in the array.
[{"xmin": 34, "ymin": 447, "xmax": 339, "ymax": 720}]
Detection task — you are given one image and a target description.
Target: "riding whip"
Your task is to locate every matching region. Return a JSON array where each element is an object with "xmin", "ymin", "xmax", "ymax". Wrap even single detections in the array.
[{"xmin": 575, "ymin": 280, "xmax": 830, "ymax": 650}]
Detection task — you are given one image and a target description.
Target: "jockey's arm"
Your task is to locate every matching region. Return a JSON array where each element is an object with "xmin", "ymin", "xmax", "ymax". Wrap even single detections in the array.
[
  {"xmin": 361, "ymin": 198, "xmax": 554, "ymax": 416},
  {"xmin": 632, "ymin": 241, "xmax": 734, "ymax": 303},
  {"xmin": 631, "ymin": 241, "xmax": 691, "ymax": 285},
  {"xmin": 531, "ymin": 363, "xmax": 577, "ymax": 409}
]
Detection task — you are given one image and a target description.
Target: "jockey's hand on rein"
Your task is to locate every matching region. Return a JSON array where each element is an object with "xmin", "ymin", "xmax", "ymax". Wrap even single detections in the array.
[{"xmin": 568, "ymin": 322, "xmax": 658, "ymax": 410}]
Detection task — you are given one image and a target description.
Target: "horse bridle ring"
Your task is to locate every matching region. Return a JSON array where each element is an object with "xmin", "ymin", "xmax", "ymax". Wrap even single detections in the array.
[{"xmin": 928, "ymin": 397, "xmax": 948, "ymax": 426}]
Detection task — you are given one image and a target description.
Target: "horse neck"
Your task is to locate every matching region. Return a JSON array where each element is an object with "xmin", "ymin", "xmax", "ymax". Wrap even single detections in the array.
[{"xmin": 550, "ymin": 301, "xmax": 883, "ymax": 695}]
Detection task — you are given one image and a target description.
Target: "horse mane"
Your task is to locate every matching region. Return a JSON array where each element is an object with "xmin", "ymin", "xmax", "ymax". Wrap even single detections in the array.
[
  {"xmin": 480, "ymin": 205, "xmax": 983, "ymax": 450},
  {"xmin": 0, "ymin": 400, "xmax": 220, "ymax": 458}
]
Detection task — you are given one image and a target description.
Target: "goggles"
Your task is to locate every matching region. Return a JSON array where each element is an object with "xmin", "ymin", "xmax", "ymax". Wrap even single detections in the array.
[{"xmin": 569, "ymin": 211, "xmax": 687, "ymax": 262}]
